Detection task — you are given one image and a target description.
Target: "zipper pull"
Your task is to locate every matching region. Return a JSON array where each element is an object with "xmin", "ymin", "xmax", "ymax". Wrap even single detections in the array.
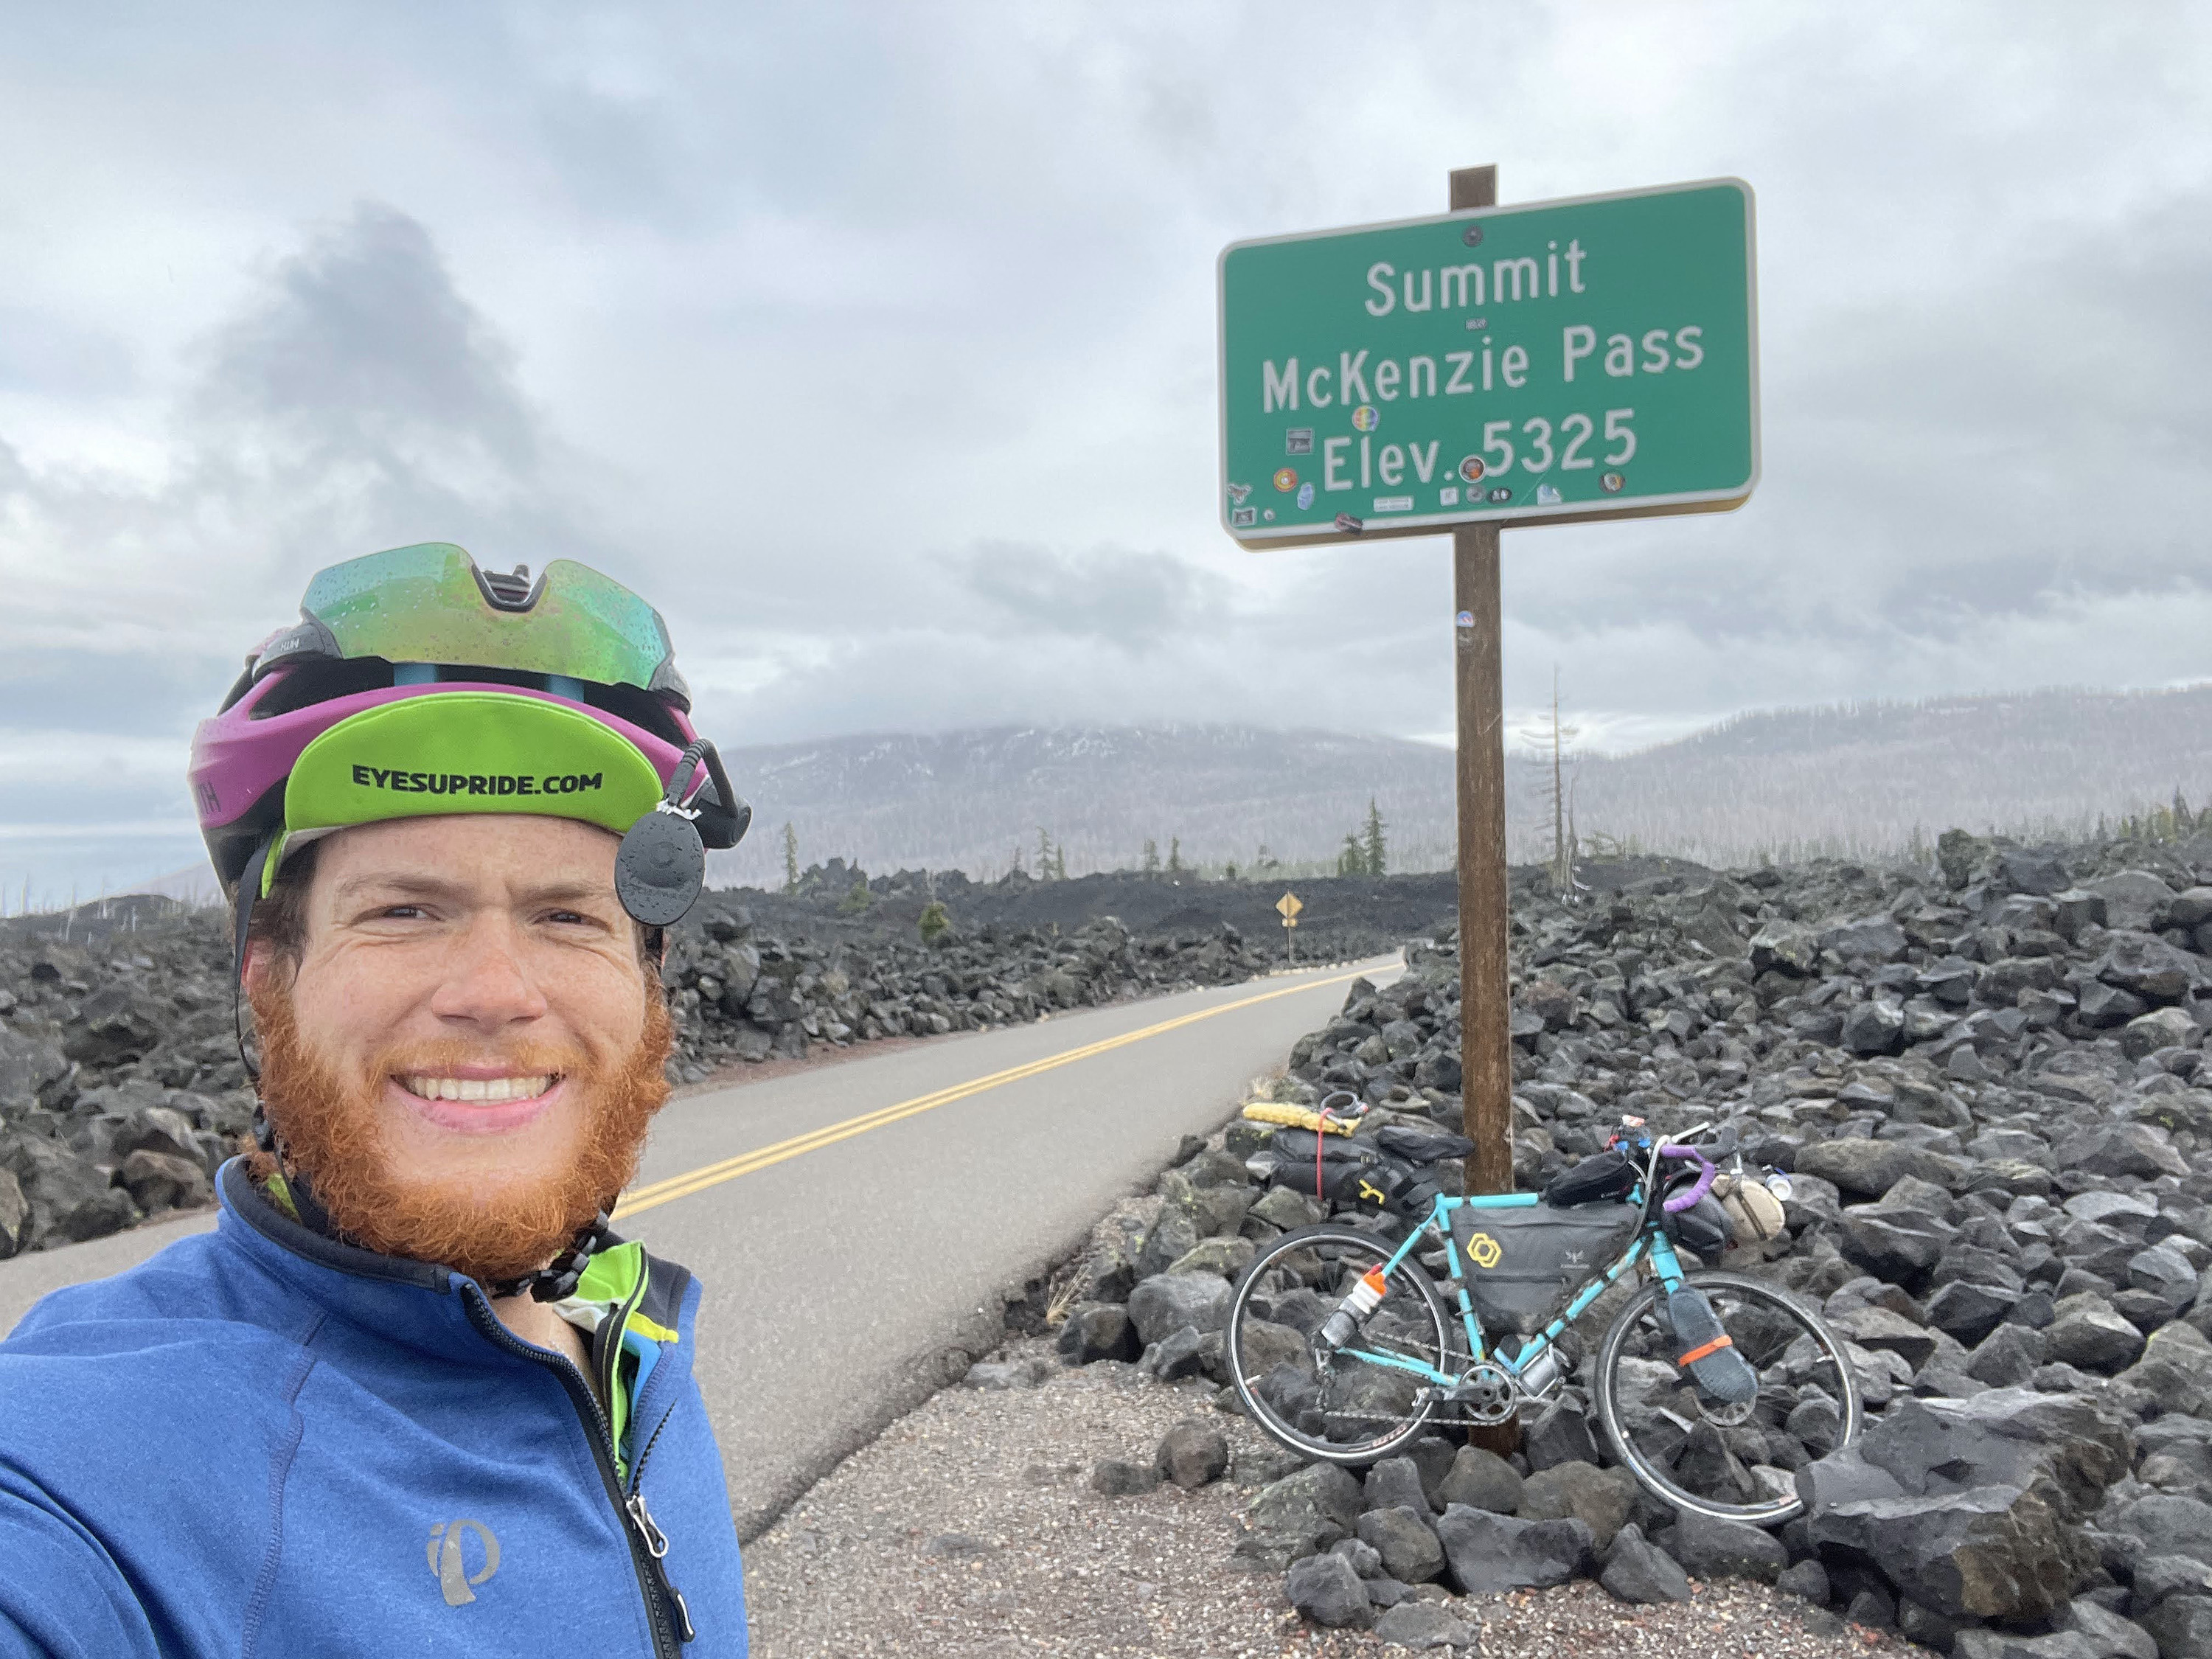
[
  {"xmin": 625, "ymin": 1492, "xmax": 697, "ymax": 1643},
  {"xmin": 625, "ymin": 1492, "xmax": 670, "ymax": 1558}
]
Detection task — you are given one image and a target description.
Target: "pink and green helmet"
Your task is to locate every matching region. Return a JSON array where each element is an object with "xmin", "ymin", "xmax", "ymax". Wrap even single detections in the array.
[{"xmin": 189, "ymin": 543, "xmax": 748, "ymax": 919}]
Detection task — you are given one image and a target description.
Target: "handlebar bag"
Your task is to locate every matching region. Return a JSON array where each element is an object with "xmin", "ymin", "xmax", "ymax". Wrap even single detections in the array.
[
  {"xmin": 1450, "ymin": 1201, "xmax": 1639, "ymax": 1335},
  {"xmin": 1540, "ymin": 1150, "xmax": 1638, "ymax": 1208},
  {"xmin": 1662, "ymin": 1193, "xmax": 1735, "ymax": 1262}
]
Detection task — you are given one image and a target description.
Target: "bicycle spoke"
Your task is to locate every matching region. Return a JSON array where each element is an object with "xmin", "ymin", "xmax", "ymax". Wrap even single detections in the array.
[
  {"xmin": 1595, "ymin": 1270, "xmax": 1860, "ymax": 1526},
  {"xmin": 1228, "ymin": 1225, "xmax": 1454, "ymax": 1465}
]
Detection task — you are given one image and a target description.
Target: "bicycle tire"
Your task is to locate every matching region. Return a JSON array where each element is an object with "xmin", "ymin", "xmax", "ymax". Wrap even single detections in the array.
[
  {"xmin": 1592, "ymin": 1268, "xmax": 1861, "ymax": 1527},
  {"xmin": 1225, "ymin": 1222, "xmax": 1456, "ymax": 1467}
]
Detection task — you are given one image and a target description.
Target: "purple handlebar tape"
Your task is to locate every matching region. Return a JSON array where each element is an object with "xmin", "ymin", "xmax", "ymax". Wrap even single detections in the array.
[{"xmin": 1658, "ymin": 1145, "xmax": 1717, "ymax": 1213}]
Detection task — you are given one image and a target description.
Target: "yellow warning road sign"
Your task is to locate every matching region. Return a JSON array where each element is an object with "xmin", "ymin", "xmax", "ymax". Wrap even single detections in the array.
[{"xmin": 1276, "ymin": 891, "xmax": 1303, "ymax": 921}]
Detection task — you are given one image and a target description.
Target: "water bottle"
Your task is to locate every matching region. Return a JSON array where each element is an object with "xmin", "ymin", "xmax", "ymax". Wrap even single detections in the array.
[{"xmin": 1319, "ymin": 1267, "xmax": 1388, "ymax": 1349}]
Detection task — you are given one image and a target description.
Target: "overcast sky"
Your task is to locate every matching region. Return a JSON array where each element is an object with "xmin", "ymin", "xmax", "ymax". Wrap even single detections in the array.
[{"xmin": 2, "ymin": 3, "xmax": 2208, "ymax": 900}]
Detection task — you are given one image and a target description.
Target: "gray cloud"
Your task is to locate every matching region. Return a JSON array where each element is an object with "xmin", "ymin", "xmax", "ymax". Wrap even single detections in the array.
[{"xmin": 2, "ymin": 3, "xmax": 2211, "ymax": 897}]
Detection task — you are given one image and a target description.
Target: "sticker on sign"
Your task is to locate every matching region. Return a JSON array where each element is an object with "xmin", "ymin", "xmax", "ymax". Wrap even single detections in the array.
[{"xmin": 1217, "ymin": 178, "xmax": 1758, "ymax": 548}]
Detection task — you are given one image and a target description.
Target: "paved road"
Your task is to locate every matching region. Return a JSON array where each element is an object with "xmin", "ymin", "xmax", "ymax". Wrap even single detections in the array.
[{"xmin": 0, "ymin": 957, "xmax": 1393, "ymax": 1537}]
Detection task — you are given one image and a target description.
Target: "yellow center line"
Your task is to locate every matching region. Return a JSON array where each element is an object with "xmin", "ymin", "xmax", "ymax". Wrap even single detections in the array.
[{"xmin": 612, "ymin": 965, "xmax": 1375, "ymax": 1222}]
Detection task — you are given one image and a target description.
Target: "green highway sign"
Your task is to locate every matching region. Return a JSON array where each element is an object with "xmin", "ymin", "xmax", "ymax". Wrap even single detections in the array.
[{"xmin": 1217, "ymin": 178, "xmax": 1757, "ymax": 547}]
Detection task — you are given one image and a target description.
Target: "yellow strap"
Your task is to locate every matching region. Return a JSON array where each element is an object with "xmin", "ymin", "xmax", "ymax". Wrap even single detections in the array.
[{"xmin": 1239, "ymin": 1102, "xmax": 1359, "ymax": 1135}]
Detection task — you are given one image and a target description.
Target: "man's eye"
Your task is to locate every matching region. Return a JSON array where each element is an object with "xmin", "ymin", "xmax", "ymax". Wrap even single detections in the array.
[
  {"xmin": 378, "ymin": 905, "xmax": 427, "ymax": 920},
  {"xmin": 548, "ymin": 911, "xmax": 591, "ymax": 926}
]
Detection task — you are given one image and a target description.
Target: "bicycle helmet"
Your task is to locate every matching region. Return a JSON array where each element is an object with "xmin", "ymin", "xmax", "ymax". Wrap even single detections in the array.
[{"xmin": 192, "ymin": 541, "xmax": 749, "ymax": 995}]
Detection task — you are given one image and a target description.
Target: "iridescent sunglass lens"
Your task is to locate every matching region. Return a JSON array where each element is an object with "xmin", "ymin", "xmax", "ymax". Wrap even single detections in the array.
[{"xmin": 299, "ymin": 543, "xmax": 670, "ymax": 689}]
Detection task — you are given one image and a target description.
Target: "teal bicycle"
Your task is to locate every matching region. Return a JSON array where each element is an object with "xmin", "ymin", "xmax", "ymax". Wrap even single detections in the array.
[{"xmin": 1225, "ymin": 1119, "xmax": 1861, "ymax": 1526}]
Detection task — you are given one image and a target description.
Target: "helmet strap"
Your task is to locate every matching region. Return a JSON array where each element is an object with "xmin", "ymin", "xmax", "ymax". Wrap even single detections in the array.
[{"xmin": 230, "ymin": 838, "xmax": 273, "ymax": 1088}]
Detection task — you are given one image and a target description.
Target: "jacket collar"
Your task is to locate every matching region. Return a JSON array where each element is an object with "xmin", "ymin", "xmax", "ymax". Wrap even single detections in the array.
[{"xmin": 212, "ymin": 1158, "xmax": 694, "ymax": 1368}]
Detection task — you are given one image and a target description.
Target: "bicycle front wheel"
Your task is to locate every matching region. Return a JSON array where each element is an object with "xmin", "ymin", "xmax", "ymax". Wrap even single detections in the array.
[
  {"xmin": 1225, "ymin": 1222, "xmax": 1455, "ymax": 1467},
  {"xmin": 1592, "ymin": 1268, "xmax": 1861, "ymax": 1526}
]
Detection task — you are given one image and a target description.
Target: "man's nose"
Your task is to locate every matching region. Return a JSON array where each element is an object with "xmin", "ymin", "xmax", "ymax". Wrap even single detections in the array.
[{"xmin": 427, "ymin": 918, "xmax": 549, "ymax": 1028}]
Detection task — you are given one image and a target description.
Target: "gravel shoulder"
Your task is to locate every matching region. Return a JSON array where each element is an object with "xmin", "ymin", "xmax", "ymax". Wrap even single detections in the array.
[{"xmin": 740, "ymin": 1333, "xmax": 1917, "ymax": 1658}]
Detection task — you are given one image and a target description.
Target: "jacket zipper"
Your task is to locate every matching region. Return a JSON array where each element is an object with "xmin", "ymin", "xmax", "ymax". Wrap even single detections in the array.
[{"xmin": 462, "ymin": 1288, "xmax": 694, "ymax": 1653}]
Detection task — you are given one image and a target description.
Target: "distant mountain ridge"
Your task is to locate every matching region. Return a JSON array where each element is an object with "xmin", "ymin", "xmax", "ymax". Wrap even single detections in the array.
[
  {"xmin": 112, "ymin": 686, "xmax": 2212, "ymax": 902},
  {"xmin": 706, "ymin": 686, "xmax": 2212, "ymax": 886}
]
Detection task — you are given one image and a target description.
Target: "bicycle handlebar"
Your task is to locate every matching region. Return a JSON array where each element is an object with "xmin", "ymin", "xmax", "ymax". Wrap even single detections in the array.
[{"xmin": 1657, "ymin": 1144, "xmax": 1718, "ymax": 1213}]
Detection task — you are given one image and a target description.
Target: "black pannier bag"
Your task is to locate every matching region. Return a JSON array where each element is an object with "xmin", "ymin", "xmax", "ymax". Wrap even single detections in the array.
[
  {"xmin": 1372, "ymin": 1124, "xmax": 1476, "ymax": 1164},
  {"xmin": 1450, "ymin": 1202, "xmax": 1640, "ymax": 1335},
  {"xmin": 1541, "ymin": 1150, "xmax": 1638, "ymax": 1208},
  {"xmin": 1265, "ymin": 1129, "xmax": 1439, "ymax": 1219}
]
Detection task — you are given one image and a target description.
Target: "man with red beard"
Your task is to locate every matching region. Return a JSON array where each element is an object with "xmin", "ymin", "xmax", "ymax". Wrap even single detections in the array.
[{"xmin": 0, "ymin": 546, "xmax": 751, "ymax": 1657}]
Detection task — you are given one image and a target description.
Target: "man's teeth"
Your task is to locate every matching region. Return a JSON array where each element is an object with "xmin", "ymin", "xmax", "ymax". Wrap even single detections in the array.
[{"xmin": 400, "ymin": 1075, "xmax": 555, "ymax": 1104}]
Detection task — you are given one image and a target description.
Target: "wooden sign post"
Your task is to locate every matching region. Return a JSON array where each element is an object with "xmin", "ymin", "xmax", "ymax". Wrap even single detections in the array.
[{"xmin": 1449, "ymin": 165, "xmax": 1516, "ymax": 1199}]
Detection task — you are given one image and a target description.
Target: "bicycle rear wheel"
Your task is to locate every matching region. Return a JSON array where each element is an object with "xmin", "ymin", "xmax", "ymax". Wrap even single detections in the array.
[
  {"xmin": 1225, "ymin": 1222, "xmax": 1455, "ymax": 1467},
  {"xmin": 1592, "ymin": 1268, "xmax": 1860, "ymax": 1526}
]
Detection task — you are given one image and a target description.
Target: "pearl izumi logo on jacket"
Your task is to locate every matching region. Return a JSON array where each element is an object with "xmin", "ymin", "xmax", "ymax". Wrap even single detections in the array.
[
  {"xmin": 349, "ymin": 765, "xmax": 605, "ymax": 797},
  {"xmin": 428, "ymin": 1520, "xmax": 501, "ymax": 1607}
]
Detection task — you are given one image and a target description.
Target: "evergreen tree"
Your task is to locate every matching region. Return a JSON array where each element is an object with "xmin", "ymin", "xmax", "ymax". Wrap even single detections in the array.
[
  {"xmin": 1036, "ymin": 826, "xmax": 1054, "ymax": 878},
  {"xmin": 918, "ymin": 900, "xmax": 951, "ymax": 945},
  {"xmin": 1053, "ymin": 846, "xmax": 1068, "ymax": 880},
  {"xmin": 781, "ymin": 823, "xmax": 800, "ymax": 893},
  {"xmin": 1167, "ymin": 837, "xmax": 1183, "ymax": 875},
  {"xmin": 1141, "ymin": 838, "xmax": 1161, "ymax": 877},
  {"xmin": 1338, "ymin": 833, "xmax": 1366, "ymax": 876},
  {"xmin": 1363, "ymin": 798, "xmax": 1388, "ymax": 877}
]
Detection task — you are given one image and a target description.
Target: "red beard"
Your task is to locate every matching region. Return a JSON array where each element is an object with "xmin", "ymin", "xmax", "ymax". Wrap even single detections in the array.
[{"xmin": 246, "ymin": 979, "xmax": 672, "ymax": 1286}]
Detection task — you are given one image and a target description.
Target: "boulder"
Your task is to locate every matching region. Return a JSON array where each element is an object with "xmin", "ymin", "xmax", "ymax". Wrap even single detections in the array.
[
  {"xmin": 2051, "ymin": 1124, "xmax": 2189, "ymax": 1182},
  {"xmin": 1841, "ymin": 998, "xmax": 1906, "ymax": 1056},
  {"xmin": 1600, "ymin": 1523, "xmax": 1693, "ymax": 1603},
  {"xmin": 1356, "ymin": 1506, "xmax": 1445, "ymax": 1585},
  {"xmin": 1514, "ymin": 1461, "xmax": 1635, "ymax": 1551},
  {"xmin": 2109, "ymin": 1494, "xmax": 2212, "ymax": 1568},
  {"xmin": 2096, "ymin": 933, "xmax": 2202, "ymax": 1004},
  {"xmin": 1057, "ymin": 1303, "xmax": 1140, "ymax": 1365},
  {"xmin": 62, "ymin": 982, "xmax": 164, "ymax": 1065},
  {"xmin": 2045, "ymin": 1304, "xmax": 2148, "ymax": 1374},
  {"xmin": 1436, "ymin": 1445, "xmax": 1522, "ymax": 1514},
  {"xmin": 1284, "ymin": 1550, "xmax": 1372, "ymax": 1629},
  {"xmin": 1807, "ymin": 1484, "xmax": 2076, "ymax": 1620},
  {"xmin": 1799, "ymin": 1138, "xmax": 1966, "ymax": 1200},
  {"xmin": 1371, "ymin": 1600, "xmax": 1479, "ymax": 1650},
  {"xmin": 1091, "ymin": 1459, "xmax": 1159, "ymax": 1496},
  {"xmin": 1155, "ymin": 1421, "xmax": 1228, "ymax": 1489},
  {"xmin": 2138, "ymin": 1596, "xmax": 2212, "ymax": 1659},
  {"xmin": 1668, "ymin": 1509, "xmax": 1787, "ymax": 1583},
  {"xmin": 1432, "ymin": 1503, "xmax": 1595, "ymax": 1595},
  {"xmin": 1234, "ymin": 1463, "xmax": 1366, "ymax": 1568},
  {"xmin": 1853, "ymin": 1388, "xmax": 2134, "ymax": 1524},
  {"xmin": 0, "ymin": 1026, "xmax": 69, "ymax": 1114},
  {"xmin": 2086, "ymin": 872, "xmax": 2176, "ymax": 933},
  {"xmin": 116, "ymin": 1149, "xmax": 211, "ymax": 1213},
  {"xmin": 1, "ymin": 1135, "xmax": 133, "ymax": 1247},
  {"xmin": 1363, "ymin": 1456, "xmax": 1433, "ymax": 1517},
  {"xmin": 1127, "ymin": 1273, "xmax": 1230, "ymax": 1346}
]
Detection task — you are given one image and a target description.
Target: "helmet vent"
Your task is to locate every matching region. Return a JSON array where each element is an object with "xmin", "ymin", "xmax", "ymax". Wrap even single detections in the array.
[{"xmin": 476, "ymin": 564, "xmax": 538, "ymax": 611}]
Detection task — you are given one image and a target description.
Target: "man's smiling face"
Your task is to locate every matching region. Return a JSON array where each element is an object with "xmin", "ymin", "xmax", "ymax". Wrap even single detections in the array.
[{"xmin": 247, "ymin": 813, "xmax": 670, "ymax": 1282}]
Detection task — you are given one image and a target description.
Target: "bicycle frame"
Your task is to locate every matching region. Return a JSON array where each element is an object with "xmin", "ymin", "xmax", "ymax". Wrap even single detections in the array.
[{"xmin": 1337, "ymin": 1182, "xmax": 1695, "ymax": 1394}]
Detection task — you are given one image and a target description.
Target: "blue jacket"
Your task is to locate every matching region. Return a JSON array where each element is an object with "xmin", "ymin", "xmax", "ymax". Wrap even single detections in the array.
[{"xmin": 0, "ymin": 1160, "xmax": 748, "ymax": 1658}]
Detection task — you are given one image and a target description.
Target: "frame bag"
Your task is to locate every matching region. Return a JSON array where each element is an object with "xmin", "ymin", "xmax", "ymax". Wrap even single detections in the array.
[
  {"xmin": 1541, "ymin": 1150, "xmax": 1638, "ymax": 1208},
  {"xmin": 1450, "ymin": 1202, "xmax": 1639, "ymax": 1335}
]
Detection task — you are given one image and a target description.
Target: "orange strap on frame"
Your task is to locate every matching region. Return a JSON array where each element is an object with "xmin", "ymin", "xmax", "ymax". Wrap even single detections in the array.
[{"xmin": 1679, "ymin": 1334, "xmax": 1734, "ymax": 1365}]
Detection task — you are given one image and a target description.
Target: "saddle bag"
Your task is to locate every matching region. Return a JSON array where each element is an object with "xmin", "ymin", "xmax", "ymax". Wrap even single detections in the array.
[
  {"xmin": 1664, "ymin": 1284, "xmax": 1759, "ymax": 1403},
  {"xmin": 1450, "ymin": 1201, "xmax": 1639, "ymax": 1335},
  {"xmin": 1541, "ymin": 1150, "xmax": 1638, "ymax": 1208}
]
